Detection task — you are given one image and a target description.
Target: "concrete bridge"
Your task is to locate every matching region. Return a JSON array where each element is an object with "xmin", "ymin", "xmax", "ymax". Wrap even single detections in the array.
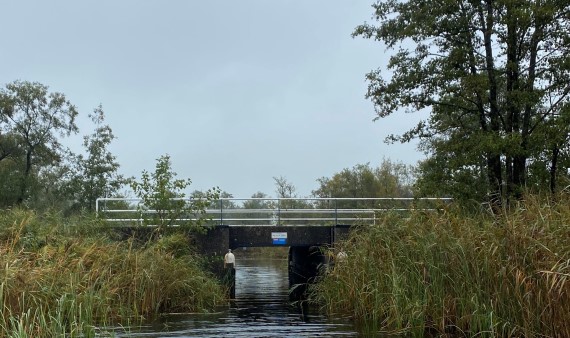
[{"xmin": 96, "ymin": 197, "xmax": 449, "ymax": 298}]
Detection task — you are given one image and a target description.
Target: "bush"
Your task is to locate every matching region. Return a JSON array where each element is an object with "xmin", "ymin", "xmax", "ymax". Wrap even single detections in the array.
[
  {"xmin": 312, "ymin": 194, "xmax": 570, "ymax": 337},
  {"xmin": 0, "ymin": 209, "xmax": 225, "ymax": 337}
]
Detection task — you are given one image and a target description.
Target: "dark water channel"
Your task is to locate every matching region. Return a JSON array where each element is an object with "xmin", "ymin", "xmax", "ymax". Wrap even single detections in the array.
[{"xmin": 115, "ymin": 257, "xmax": 358, "ymax": 337}]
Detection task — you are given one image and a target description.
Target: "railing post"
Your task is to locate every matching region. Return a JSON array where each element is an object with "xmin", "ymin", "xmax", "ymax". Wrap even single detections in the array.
[
  {"xmin": 220, "ymin": 199, "xmax": 223, "ymax": 226},
  {"xmin": 278, "ymin": 199, "xmax": 281, "ymax": 226},
  {"xmin": 334, "ymin": 198, "xmax": 338, "ymax": 226}
]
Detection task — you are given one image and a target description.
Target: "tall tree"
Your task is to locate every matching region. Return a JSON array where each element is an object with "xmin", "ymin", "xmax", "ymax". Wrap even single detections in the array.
[
  {"xmin": 0, "ymin": 81, "xmax": 78, "ymax": 204},
  {"xmin": 65, "ymin": 105, "xmax": 125, "ymax": 212},
  {"xmin": 355, "ymin": 0, "xmax": 570, "ymax": 207}
]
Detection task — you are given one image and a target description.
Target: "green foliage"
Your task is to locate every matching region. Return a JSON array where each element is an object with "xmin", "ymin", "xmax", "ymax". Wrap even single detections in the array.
[
  {"xmin": 273, "ymin": 176, "xmax": 311, "ymax": 209},
  {"xmin": 0, "ymin": 81, "xmax": 126, "ymax": 213},
  {"xmin": 0, "ymin": 209, "xmax": 225, "ymax": 337},
  {"xmin": 312, "ymin": 159, "xmax": 415, "ymax": 208},
  {"xmin": 64, "ymin": 105, "xmax": 125, "ymax": 212},
  {"xmin": 242, "ymin": 191, "xmax": 273, "ymax": 209},
  {"xmin": 130, "ymin": 154, "xmax": 219, "ymax": 234},
  {"xmin": 415, "ymin": 152, "xmax": 488, "ymax": 203},
  {"xmin": 355, "ymin": 0, "xmax": 570, "ymax": 205},
  {"xmin": 194, "ymin": 189, "xmax": 237, "ymax": 210},
  {"xmin": 0, "ymin": 80, "xmax": 79, "ymax": 205},
  {"xmin": 0, "ymin": 156, "xmax": 22, "ymax": 207},
  {"xmin": 312, "ymin": 194, "xmax": 570, "ymax": 336}
]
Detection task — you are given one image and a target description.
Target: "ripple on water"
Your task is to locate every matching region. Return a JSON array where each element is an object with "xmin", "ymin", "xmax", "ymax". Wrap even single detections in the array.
[{"xmin": 112, "ymin": 258, "xmax": 358, "ymax": 337}]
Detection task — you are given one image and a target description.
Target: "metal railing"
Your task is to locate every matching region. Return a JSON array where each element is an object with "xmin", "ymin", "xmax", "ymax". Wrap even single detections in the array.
[{"xmin": 95, "ymin": 197, "xmax": 452, "ymax": 227}]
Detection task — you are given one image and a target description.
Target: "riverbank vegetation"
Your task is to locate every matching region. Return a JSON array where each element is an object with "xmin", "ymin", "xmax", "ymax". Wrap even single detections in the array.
[
  {"xmin": 313, "ymin": 194, "xmax": 570, "ymax": 337},
  {"xmin": 0, "ymin": 209, "xmax": 225, "ymax": 337},
  {"xmin": 2, "ymin": 0, "xmax": 570, "ymax": 335}
]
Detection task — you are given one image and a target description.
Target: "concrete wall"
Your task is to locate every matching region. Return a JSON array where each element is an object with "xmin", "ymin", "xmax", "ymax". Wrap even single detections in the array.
[
  {"xmin": 229, "ymin": 226, "xmax": 335, "ymax": 248},
  {"xmin": 288, "ymin": 246, "xmax": 329, "ymax": 300},
  {"xmin": 191, "ymin": 225, "xmax": 230, "ymax": 256}
]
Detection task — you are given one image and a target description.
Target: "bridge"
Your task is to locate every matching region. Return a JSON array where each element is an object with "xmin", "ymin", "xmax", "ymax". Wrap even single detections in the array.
[{"xmin": 96, "ymin": 197, "xmax": 450, "ymax": 298}]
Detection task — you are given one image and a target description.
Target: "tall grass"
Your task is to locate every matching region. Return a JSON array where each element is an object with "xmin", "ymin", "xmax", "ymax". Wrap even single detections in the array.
[
  {"xmin": 312, "ymin": 195, "xmax": 570, "ymax": 337},
  {"xmin": 0, "ymin": 209, "xmax": 225, "ymax": 337}
]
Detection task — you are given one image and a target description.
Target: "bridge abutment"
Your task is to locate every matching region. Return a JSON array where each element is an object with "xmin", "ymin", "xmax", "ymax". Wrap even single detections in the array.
[
  {"xmin": 288, "ymin": 246, "xmax": 329, "ymax": 300},
  {"xmin": 190, "ymin": 225, "xmax": 232, "ymax": 290},
  {"xmin": 110, "ymin": 224, "xmax": 352, "ymax": 299}
]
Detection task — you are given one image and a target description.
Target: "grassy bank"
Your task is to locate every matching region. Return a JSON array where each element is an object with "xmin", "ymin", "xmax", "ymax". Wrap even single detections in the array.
[
  {"xmin": 312, "ymin": 195, "xmax": 570, "ymax": 337},
  {"xmin": 0, "ymin": 209, "xmax": 225, "ymax": 337}
]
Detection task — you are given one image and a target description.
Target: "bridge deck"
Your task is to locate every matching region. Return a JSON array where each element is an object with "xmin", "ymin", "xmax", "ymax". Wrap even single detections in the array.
[{"xmin": 96, "ymin": 197, "xmax": 451, "ymax": 227}]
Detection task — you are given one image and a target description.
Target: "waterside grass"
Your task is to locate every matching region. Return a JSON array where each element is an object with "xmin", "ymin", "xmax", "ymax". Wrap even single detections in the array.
[
  {"xmin": 312, "ymin": 195, "xmax": 570, "ymax": 337},
  {"xmin": 0, "ymin": 209, "xmax": 225, "ymax": 337}
]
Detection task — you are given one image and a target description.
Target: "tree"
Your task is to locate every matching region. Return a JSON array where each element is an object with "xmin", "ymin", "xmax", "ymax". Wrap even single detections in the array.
[
  {"xmin": 0, "ymin": 81, "xmax": 78, "ymax": 204},
  {"xmin": 355, "ymin": 0, "xmax": 570, "ymax": 207},
  {"xmin": 65, "ymin": 105, "xmax": 125, "ymax": 212},
  {"xmin": 273, "ymin": 176, "xmax": 296, "ymax": 199},
  {"xmin": 130, "ymin": 154, "xmax": 219, "ymax": 235},
  {"xmin": 242, "ymin": 191, "xmax": 276, "ymax": 226},
  {"xmin": 273, "ymin": 176, "xmax": 310, "ymax": 209},
  {"xmin": 242, "ymin": 191, "xmax": 274, "ymax": 210},
  {"xmin": 0, "ymin": 133, "xmax": 24, "ymax": 206},
  {"xmin": 312, "ymin": 159, "xmax": 415, "ymax": 208},
  {"xmin": 193, "ymin": 190, "xmax": 237, "ymax": 210}
]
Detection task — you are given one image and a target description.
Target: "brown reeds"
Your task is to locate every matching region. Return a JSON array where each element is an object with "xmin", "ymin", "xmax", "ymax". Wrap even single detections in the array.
[
  {"xmin": 312, "ymin": 194, "xmax": 570, "ymax": 337},
  {"xmin": 0, "ymin": 209, "xmax": 225, "ymax": 337}
]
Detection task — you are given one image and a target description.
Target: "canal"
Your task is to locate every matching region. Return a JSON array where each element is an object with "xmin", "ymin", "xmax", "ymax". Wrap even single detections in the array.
[{"xmin": 113, "ymin": 256, "xmax": 358, "ymax": 337}]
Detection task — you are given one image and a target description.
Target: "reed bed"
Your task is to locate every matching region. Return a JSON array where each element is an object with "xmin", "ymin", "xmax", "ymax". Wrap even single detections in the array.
[
  {"xmin": 0, "ymin": 209, "xmax": 225, "ymax": 337},
  {"xmin": 312, "ymin": 195, "xmax": 570, "ymax": 337}
]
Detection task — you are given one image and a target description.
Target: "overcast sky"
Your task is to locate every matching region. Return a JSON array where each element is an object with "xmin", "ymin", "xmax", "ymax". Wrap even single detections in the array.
[{"xmin": 1, "ymin": 1, "xmax": 426, "ymax": 198}]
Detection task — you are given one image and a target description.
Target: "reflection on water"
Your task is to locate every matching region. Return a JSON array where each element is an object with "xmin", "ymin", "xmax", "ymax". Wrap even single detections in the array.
[{"xmin": 114, "ymin": 258, "xmax": 357, "ymax": 337}]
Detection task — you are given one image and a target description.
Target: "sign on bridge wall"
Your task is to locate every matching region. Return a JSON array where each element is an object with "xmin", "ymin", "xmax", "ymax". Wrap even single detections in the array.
[{"xmin": 271, "ymin": 232, "xmax": 287, "ymax": 245}]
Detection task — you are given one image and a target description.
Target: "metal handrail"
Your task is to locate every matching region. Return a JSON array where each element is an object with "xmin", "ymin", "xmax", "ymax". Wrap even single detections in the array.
[{"xmin": 95, "ymin": 197, "xmax": 452, "ymax": 226}]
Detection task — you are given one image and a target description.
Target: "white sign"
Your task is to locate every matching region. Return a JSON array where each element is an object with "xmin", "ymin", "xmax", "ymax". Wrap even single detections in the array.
[{"xmin": 271, "ymin": 232, "xmax": 288, "ymax": 239}]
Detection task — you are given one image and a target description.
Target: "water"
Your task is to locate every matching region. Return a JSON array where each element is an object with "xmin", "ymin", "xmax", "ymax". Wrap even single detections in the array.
[{"xmin": 113, "ymin": 258, "xmax": 358, "ymax": 337}]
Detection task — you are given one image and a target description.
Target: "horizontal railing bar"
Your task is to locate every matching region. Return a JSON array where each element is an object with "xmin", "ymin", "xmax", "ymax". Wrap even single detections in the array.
[
  {"xmin": 97, "ymin": 197, "xmax": 452, "ymax": 202},
  {"xmin": 96, "ymin": 197, "xmax": 451, "ymax": 226},
  {"xmin": 98, "ymin": 208, "xmax": 415, "ymax": 213}
]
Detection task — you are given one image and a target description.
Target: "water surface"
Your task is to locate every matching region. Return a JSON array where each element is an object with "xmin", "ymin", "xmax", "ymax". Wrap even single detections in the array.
[{"xmin": 114, "ymin": 257, "xmax": 357, "ymax": 337}]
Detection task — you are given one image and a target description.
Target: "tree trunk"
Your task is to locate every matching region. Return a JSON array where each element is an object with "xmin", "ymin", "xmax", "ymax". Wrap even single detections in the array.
[
  {"xmin": 480, "ymin": 0, "xmax": 503, "ymax": 210},
  {"xmin": 17, "ymin": 147, "xmax": 34, "ymax": 205},
  {"xmin": 505, "ymin": 1, "xmax": 521, "ymax": 203}
]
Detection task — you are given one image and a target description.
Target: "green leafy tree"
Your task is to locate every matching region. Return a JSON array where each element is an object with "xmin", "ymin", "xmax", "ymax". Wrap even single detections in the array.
[
  {"xmin": 0, "ymin": 81, "xmax": 78, "ymax": 205},
  {"xmin": 0, "ymin": 156, "xmax": 22, "ymax": 207},
  {"xmin": 130, "ymin": 154, "xmax": 219, "ymax": 235},
  {"xmin": 355, "ymin": 0, "xmax": 570, "ymax": 207},
  {"xmin": 241, "ymin": 192, "xmax": 276, "ymax": 226},
  {"xmin": 0, "ymin": 132, "xmax": 24, "ymax": 206},
  {"xmin": 242, "ymin": 191, "xmax": 274, "ymax": 210},
  {"xmin": 525, "ymin": 105, "xmax": 570, "ymax": 194},
  {"xmin": 65, "ymin": 105, "xmax": 125, "ymax": 212},
  {"xmin": 312, "ymin": 159, "xmax": 415, "ymax": 208},
  {"xmin": 193, "ymin": 190, "xmax": 236, "ymax": 210}
]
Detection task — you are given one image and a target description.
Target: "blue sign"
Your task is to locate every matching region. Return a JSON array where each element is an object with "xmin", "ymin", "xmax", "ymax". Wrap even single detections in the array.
[
  {"xmin": 271, "ymin": 232, "xmax": 287, "ymax": 245},
  {"xmin": 272, "ymin": 238, "xmax": 287, "ymax": 245}
]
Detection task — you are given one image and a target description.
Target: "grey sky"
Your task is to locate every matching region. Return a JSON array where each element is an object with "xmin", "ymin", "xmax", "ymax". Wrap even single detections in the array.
[{"xmin": 1, "ymin": 1, "xmax": 425, "ymax": 198}]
